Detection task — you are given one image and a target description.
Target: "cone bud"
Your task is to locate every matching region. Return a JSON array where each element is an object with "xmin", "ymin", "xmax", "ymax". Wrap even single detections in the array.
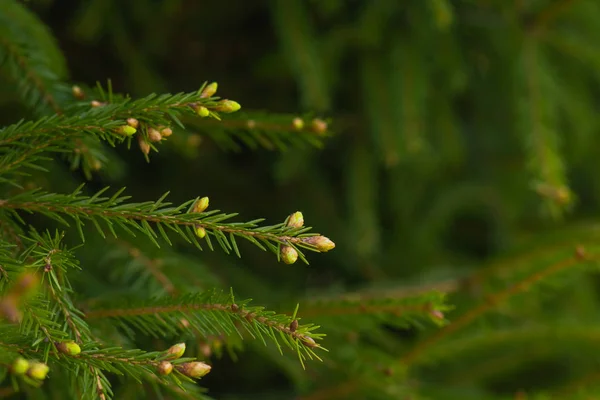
[
  {"xmin": 126, "ymin": 118, "xmax": 139, "ymax": 129},
  {"xmin": 289, "ymin": 319, "xmax": 298, "ymax": 332},
  {"xmin": 195, "ymin": 226, "xmax": 206, "ymax": 239},
  {"xmin": 292, "ymin": 117, "xmax": 304, "ymax": 130},
  {"xmin": 56, "ymin": 341, "xmax": 81, "ymax": 356},
  {"xmin": 214, "ymin": 100, "xmax": 241, "ymax": 113},
  {"xmin": 117, "ymin": 125, "xmax": 137, "ymax": 136},
  {"xmin": 176, "ymin": 361, "xmax": 212, "ymax": 379},
  {"xmin": 27, "ymin": 362, "xmax": 49, "ymax": 380},
  {"xmin": 281, "ymin": 246, "xmax": 298, "ymax": 265},
  {"xmin": 301, "ymin": 336, "xmax": 318, "ymax": 348},
  {"xmin": 158, "ymin": 361, "xmax": 173, "ymax": 375},
  {"xmin": 148, "ymin": 128, "xmax": 162, "ymax": 142},
  {"xmin": 302, "ymin": 236, "xmax": 335, "ymax": 252},
  {"xmin": 311, "ymin": 118, "xmax": 327, "ymax": 134},
  {"xmin": 286, "ymin": 211, "xmax": 304, "ymax": 228},
  {"xmin": 160, "ymin": 127, "xmax": 173, "ymax": 137},
  {"xmin": 138, "ymin": 137, "xmax": 150, "ymax": 155},
  {"xmin": 197, "ymin": 105, "xmax": 210, "ymax": 117},
  {"xmin": 193, "ymin": 197, "xmax": 210, "ymax": 213},
  {"xmin": 165, "ymin": 342, "xmax": 186, "ymax": 360},
  {"xmin": 72, "ymin": 85, "xmax": 84, "ymax": 99},
  {"xmin": 201, "ymin": 82, "xmax": 218, "ymax": 98},
  {"xmin": 12, "ymin": 357, "xmax": 29, "ymax": 375}
]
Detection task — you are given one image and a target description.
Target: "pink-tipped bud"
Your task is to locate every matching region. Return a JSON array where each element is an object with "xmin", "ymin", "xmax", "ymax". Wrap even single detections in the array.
[
  {"xmin": 165, "ymin": 342, "xmax": 186, "ymax": 360},
  {"xmin": 176, "ymin": 361, "xmax": 212, "ymax": 379},
  {"xmin": 201, "ymin": 82, "xmax": 218, "ymax": 98},
  {"xmin": 286, "ymin": 211, "xmax": 304, "ymax": 228},
  {"xmin": 311, "ymin": 118, "xmax": 327, "ymax": 135},
  {"xmin": 127, "ymin": 118, "xmax": 139, "ymax": 129},
  {"xmin": 158, "ymin": 361, "xmax": 173, "ymax": 375},
  {"xmin": 160, "ymin": 127, "xmax": 173, "ymax": 137},
  {"xmin": 148, "ymin": 128, "xmax": 162, "ymax": 142},
  {"xmin": 302, "ymin": 236, "xmax": 335, "ymax": 252},
  {"xmin": 281, "ymin": 246, "xmax": 298, "ymax": 265}
]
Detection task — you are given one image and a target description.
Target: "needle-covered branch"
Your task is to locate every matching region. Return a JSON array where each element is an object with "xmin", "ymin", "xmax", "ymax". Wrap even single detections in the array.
[{"xmin": 0, "ymin": 188, "xmax": 335, "ymax": 263}]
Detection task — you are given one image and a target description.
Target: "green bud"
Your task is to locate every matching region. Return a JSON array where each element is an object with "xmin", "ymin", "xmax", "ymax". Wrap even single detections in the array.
[
  {"xmin": 201, "ymin": 82, "xmax": 218, "ymax": 98},
  {"xmin": 195, "ymin": 226, "xmax": 206, "ymax": 239},
  {"xmin": 165, "ymin": 342, "xmax": 186, "ymax": 360},
  {"xmin": 281, "ymin": 246, "xmax": 298, "ymax": 265},
  {"xmin": 158, "ymin": 361, "xmax": 173, "ymax": 375},
  {"xmin": 56, "ymin": 341, "xmax": 81, "ymax": 356},
  {"xmin": 27, "ymin": 362, "xmax": 49, "ymax": 380},
  {"xmin": 197, "ymin": 106, "xmax": 210, "ymax": 117},
  {"xmin": 214, "ymin": 100, "xmax": 241, "ymax": 113},
  {"xmin": 12, "ymin": 357, "xmax": 29, "ymax": 375},
  {"xmin": 286, "ymin": 211, "xmax": 304, "ymax": 228},
  {"xmin": 176, "ymin": 361, "xmax": 212, "ymax": 379},
  {"xmin": 193, "ymin": 197, "xmax": 209, "ymax": 213},
  {"xmin": 72, "ymin": 85, "xmax": 84, "ymax": 99},
  {"xmin": 117, "ymin": 125, "xmax": 137, "ymax": 136},
  {"xmin": 302, "ymin": 236, "xmax": 335, "ymax": 252},
  {"xmin": 292, "ymin": 117, "xmax": 304, "ymax": 130}
]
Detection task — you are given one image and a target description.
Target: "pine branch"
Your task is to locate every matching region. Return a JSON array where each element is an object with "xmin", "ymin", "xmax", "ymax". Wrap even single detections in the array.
[
  {"xmin": 0, "ymin": 187, "xmax": 334, "ymax": 262},
  {"xmin": 84, "ymin": 290, "xmax": 325, "ymax": 367}
]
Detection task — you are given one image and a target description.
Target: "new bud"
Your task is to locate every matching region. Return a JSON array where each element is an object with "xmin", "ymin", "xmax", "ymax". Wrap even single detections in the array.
[
  {"xmin": 193, "ymin": 197, "xmax": 210, "ymax": 213},
  {"xmin": 281, "ymin": 246, "xmax": 298, "ymax": 265},
  {"xmin": 117, "ymin": 125, "xmax": 137, "ymax": 136},
  {"xmin": 302, "ymin": 236, "xmax": 335, "ymax": 252},
  {"xmin": 56, "ymin": 341, "xmax": 81, "ymax": 356},
  {"xmin": 195, "ymin": 226, "xmax": 206, "ymax": 239},
  {"xmin": 201, "ymin": 82, "xmax": 218, "ymax": 98},
  {"xmin": 301, "ymin": 336, "xmax": 318, "ymax": 348},
  {"xmin": 165, "ymin": 342, "xmax": 186, "ymax": 360},
  {"xmin": 138, "ymin": 138, "xmax": 150, "ymax": 155},
  {"xmin": 158, "ymin": 361, "xmax": 173, "ymax": 375},
  {"xmin": 126, "ymin": 118, "xmax": 139, "ymax": 129},
  {"xmin": 12, "ymin": 357, "xmax": 29, "ymax": 375},
  {"xmin": 197, "ymin": 106, "xmax": 210, "ymax": 117},
  {"xmin": 176, "ymin": 361, "xmax": 212, "ymax": 379},
  {"xmin": 160, "ymin": 127, "xmax": 173, "ymax": 137},
  {"xmin": 311, "ymin": 118, "xmax": 328, "ymax": 135},
  {"xmin": 90, "ymin": 100, "xmax": 104, "ymax": 107},
  {"xmin": 292, "ymin": 117, "xmax": 304, "ymax": 130},
  {"xmin": 214, "ymin": 100, "xmax": 241, "ymax": 113},
  {"xmin": 27, "ymin": 362, "xmax": 49, "ymax": 380},
  {"xmin": 72, "ymin": 85, "xmax": 84, "ymax": 99},
  {"xmin": 289, "ymin": 319, "xmax": 298, "ymax": 332},
  {"xmin": 148, "ymin": 128, "xmax": 162, "ymax": 142},
  {"xmin": 286, "ymin": 211, "xmax": 304, "ymax": 228}
]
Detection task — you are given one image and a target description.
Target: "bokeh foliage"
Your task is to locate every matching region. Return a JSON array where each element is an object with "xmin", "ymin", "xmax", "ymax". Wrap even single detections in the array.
[{"xmin": 2, "ymin": 0, "xmax": 600, "ymax": 399}]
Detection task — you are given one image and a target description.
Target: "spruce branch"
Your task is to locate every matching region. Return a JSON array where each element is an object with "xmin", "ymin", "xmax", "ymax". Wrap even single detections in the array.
[
  {"xmin": 185, "ymin": 112, "xmax": 330, "ymax": 151},
  {"xmin": 84, "ymin": 290, "xmax": 325, "ymax": 367},
  {"xmin": 0, "ymin": 188, "xmax": 335, "ymax": 262}
]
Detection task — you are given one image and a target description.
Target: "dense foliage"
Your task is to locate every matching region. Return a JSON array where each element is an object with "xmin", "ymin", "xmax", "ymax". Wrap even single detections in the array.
[{"xmin": 1, "ymin": 1, "xmax": 600, "ymax": 399}]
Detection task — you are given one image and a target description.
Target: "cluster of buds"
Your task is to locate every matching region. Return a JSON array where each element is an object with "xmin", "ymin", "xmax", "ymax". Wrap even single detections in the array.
[
  {"xmin": 157, "ymin": 341, "xmax": 212, "ymax": 379},
  {"xmin": 191, "ymin": 197, "xmax": 210, "ymax": 239},
  {"xmin": 12, "ymin": 358, "xmax": 50, "ymax": 381},
  {"xmin": 134, "ymin": 122, "xmax": 172, "ymax": 155},
  {"xmin": 280, "ymin": 211, "xmax": 305, "ymax": 264}
]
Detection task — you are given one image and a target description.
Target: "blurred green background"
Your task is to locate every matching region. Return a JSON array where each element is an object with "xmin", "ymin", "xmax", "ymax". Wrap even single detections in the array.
[{"xmin": 7, "ymin": 0, "xmax": 600, "ymax": 398}]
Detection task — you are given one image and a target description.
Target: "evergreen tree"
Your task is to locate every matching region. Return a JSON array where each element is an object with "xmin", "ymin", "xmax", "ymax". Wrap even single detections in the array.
[{"xmin": 1, "ymin": 1, "xmax": 600, "ymax": 399}]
